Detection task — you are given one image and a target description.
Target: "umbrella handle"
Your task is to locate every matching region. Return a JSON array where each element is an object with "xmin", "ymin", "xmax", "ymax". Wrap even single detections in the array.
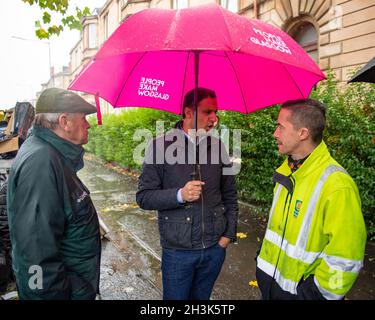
[
  {"xmin": 191, "ymin": 51, "xmax": 200, "ymax": 181},
  {"xmin": 95, "ymin": 94, "xmax": 102, "ymax": 125},
  {"xmin": 190, "ymin": 164, "xmax": 201, "ymax": 181}
]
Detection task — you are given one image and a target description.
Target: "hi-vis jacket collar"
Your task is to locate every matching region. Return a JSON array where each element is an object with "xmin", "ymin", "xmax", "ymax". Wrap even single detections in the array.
[{"xmin": 276, "ymin": 141, "xmax": 332, "ymax": 179}]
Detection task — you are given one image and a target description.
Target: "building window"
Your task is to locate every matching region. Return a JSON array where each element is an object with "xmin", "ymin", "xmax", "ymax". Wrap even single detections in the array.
[
  {"xmin": 221, "ymin": 0, "xmax": 238, "ymax": 12},
  {"xmin": 74, "ymin": 49, "xmax": 78, "ymax": 69},
  {"xmin": 103, "ymin": 13, "xmax": 109, "ymax": 40},
  {"xmin": 88, "ymin": 23, "xmax": 97, "ymax": 49},
  {"xmin": 289, "ymin": 22, "xmax": 318, "ymax": 62},
  {"xmin": 117, "ymin": 0, "xmax": 122, "ymax": 23},
  {"xmin": 173, "ymin": 0, "xmax": 188, "ymax": 9}
]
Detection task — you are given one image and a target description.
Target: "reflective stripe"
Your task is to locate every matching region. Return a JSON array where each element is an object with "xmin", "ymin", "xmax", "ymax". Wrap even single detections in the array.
[
  {"xmin": 295, "ymin": 165, "xmax": 347, "ymax": 250},
  {"xmin": 313, "ymin": 276, "xmax": 345, "ymax": 300},
  {"xmin": 267, "ymin": 184, "xmax": 282, "ymax": 229},
  {"xmin": 257, "ymin": 257, "xmax": 298, "ymax": 294},
  {"xmin": 269, "ymin": 166, "xmax": 348, "ymax": 264},
  {"xmin": 264, "ymin": 164, "xmax": 354, "ymax": 297},
  {"xmin": 265, "ymin": 229, "xmax": 322, "ymax": 264},
  {"xmin": 324, "ymin": 255, "xmax": 363, "ymax": 273}
]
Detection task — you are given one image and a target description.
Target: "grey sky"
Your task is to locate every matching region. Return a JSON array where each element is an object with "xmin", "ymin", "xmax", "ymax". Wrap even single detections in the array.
[{"xmin": 0, "ymin": 0, "xmax": 106, "ymax": 108}]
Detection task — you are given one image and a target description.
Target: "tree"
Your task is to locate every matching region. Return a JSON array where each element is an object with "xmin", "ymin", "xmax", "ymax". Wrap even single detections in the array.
[{"xmin": 22, "ymin": 0, "xmax": 91, "ymax": 39}]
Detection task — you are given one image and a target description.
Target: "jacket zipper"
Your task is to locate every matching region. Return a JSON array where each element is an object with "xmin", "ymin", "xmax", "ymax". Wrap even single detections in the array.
[{"xmin": 269, "ymin": 175, "xmax": 295, "ymax": 297}]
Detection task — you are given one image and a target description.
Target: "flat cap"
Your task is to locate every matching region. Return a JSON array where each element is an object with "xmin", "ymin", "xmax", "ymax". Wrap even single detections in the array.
[{"xmin": 36, "ymin": 88, "xmax": 97, "ymax": 115}]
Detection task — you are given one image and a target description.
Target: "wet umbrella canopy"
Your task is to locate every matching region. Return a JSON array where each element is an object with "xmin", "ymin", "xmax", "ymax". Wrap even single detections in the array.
[{"xmin": 69, "ymin": 3, "xmax": 325, "ymax": 117}]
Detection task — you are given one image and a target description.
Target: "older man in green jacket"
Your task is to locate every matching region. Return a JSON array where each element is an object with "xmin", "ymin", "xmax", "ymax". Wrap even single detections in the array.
[{"xmin": 7, "ymin": 88, "xmax": 101, "ymax": 300}]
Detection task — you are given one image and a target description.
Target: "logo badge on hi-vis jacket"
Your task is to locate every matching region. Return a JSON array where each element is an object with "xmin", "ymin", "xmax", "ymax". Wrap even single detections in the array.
[{"xmin": 294, "ymin": 200, "xmax": 302, "ymax": 217}]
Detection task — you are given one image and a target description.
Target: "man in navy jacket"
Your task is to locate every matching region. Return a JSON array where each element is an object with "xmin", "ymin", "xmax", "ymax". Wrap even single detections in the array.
[{"xmin": 137, "ymin": 88, "xmax": 238, "ymax": 300}]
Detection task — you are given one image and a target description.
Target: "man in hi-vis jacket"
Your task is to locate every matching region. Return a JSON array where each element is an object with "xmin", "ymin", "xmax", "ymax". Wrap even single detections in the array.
[{"xmin": 256, "ymin": 99, "xmax": 366, "ymax": 300}]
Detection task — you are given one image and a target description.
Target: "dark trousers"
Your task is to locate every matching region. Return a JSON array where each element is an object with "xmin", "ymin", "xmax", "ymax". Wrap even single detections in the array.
[
  {"xmin": 0, "ymin": 252, "xmax": 13, "ymax": 292},
  {"xmin": 256, "ymin": 267, "xmax": 328, "ymax": 300},
  {"xmin": 161, "ymin": 243, "xmax": 226, "ymax": 300}
]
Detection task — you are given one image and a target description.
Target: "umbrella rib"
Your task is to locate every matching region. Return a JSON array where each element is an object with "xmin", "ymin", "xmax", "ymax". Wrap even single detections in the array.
[
  {"xmin": 114, "ymin": 51, "xmax": 148, "ymax": 107},
  {"xmin": 217, "ymin": 4, "xmax": 234, "ymax": 50},
  {"xmin": 202, "ymin": 51, "xmax": 226, "ymax": 58},
  {"xmin": 280, "ymin": 62, "xmax": 305, "ymax": 99},
  {"xmin": 179, "ymin": 51, "xmax": 191, "ymax": 115},
  {"xmin": 224, "ymin": 51, "xmax": 249, "ymax": 113}
]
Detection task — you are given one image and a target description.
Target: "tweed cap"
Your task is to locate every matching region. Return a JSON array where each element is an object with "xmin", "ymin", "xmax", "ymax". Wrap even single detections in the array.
[{"xmin": 36, "ymin": 88, "xmax": 96, "ymax": 115}]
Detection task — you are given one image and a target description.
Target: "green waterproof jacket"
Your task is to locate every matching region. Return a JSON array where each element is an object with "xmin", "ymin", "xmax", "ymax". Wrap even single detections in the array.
[{"xmin": 7, "ymin": 125, "xmax": 101, "ymax": 300}]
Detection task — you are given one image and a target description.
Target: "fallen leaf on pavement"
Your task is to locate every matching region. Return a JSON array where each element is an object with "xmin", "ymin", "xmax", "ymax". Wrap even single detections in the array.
[
  {"xmin": 249, "ymin": 280, "xmax": 258, "ymax": 288},
  {"xmin": 236, "ymin": 232, "xmax": 248, "ymax": 239}
]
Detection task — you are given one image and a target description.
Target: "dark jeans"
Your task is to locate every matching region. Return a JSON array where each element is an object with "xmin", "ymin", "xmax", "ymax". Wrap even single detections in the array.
[{"xmin": 161, "ymin": 243, "xmax": 226, "ymax": 300}]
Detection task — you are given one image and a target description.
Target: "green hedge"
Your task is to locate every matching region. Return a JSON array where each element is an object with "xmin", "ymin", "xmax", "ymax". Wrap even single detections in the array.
[
  {"xmin": 312, "ymin": 72, "xmax": 375, "ymax": 239},
  {"xmin": 86, "ymin": 72, "xmax": 375, "ymax": 239},
  {"xmin": 86, "ymin": 108, "xmax": 179, "ymax": 169}
]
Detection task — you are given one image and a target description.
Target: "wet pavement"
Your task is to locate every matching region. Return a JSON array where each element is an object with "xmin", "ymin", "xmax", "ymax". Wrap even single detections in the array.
[{"xmin": 80, "ymin": 154, "xmax": 375, "ymax": 300}]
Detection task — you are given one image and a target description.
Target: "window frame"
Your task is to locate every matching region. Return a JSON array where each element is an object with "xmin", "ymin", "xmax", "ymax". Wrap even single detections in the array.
[
  {"xmin": 285, "ymin": 16, "xmax": 319, "ymax": 63},
  {"xmin": 172, "ymin": 0, "xmax": 189, "ymax": 10},
  {"xmin": 220, "ymin": 0, "xmax": 239, "ymax": 13}
]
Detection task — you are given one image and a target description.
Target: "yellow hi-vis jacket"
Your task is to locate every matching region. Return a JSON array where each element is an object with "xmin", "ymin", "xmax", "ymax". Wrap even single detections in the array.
[{"xmin": 257, "ymin": 141, "xmax": 366, "ymax": 299}]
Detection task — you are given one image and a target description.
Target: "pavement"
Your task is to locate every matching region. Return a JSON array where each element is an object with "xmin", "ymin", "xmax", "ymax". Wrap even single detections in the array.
[{"xmin": 1, "ymin": 154, "xmax": 374, "ymax": 300}]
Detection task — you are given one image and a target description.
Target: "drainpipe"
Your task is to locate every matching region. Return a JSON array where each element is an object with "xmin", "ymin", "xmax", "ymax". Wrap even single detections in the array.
[{"xmin": 254, "ymin": 0, "xmax": 258, "ymax": 19}]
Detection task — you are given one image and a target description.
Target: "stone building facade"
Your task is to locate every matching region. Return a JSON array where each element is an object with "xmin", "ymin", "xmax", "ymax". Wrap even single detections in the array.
[
  {"xmin": 238, "ymin": 0, "xmax": 375, "ymax": 84},
  {"xmin": 45, "ymin": 0, "xmax": 375, "ymax": 114}
]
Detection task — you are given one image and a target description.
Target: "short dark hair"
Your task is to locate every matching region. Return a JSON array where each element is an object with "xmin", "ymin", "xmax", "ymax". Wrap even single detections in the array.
[
  {"xmin": 281, "ymin": 99, "xmax": 326, "ymax": 144},
  {"xmin": 182, "ymin": 87, "xmax": 216, "ymax": 118}
]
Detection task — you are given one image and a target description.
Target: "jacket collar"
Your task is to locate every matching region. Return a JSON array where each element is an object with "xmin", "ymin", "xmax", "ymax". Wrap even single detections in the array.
[
  {"xmin": 32, "ymin": 125, "xmax": 85, "ymax": 172},
  {"xmin": 166, "ymin": 120, "xmax": 220, "ymax": 149},
  {"xmin": 276, "ymin": 141, "xmax": 331, "ymax": 179}
]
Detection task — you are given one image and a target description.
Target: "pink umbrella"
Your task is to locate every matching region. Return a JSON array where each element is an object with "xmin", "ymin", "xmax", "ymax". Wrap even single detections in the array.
[{"xmin": 69, "ymin": 3, "xmax": 325, "ymax": 121}]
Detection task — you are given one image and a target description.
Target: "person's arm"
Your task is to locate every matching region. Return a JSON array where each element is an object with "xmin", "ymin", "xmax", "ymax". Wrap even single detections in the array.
[
  {"xmin": 219, "ymin": 143, "xmax": 239, "ymax": 243},
  {"xmin": 297, "ymin": 184, "xmax": 366, "ymax": 300},
  {"xmin": 9, "ymin": 155, "xmax": 75, "ymax": 299},
  {"xmin": 136, "ymin": 162, "xmax": 184, "ymax": 210},
  {"xmin": 136, "ymin": 140, "xmax": 184, "ymax": 211}
]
